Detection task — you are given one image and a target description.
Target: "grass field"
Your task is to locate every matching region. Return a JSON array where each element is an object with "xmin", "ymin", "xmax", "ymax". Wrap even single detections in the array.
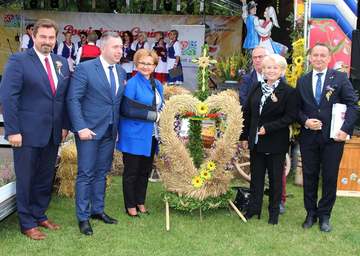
[{"xmin": 0, "ymin": 177, "xmax": 359, "ymax": 256}]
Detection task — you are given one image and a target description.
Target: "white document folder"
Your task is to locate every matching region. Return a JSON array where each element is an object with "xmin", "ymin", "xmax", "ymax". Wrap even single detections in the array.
[{"xmin": 330, "ymin": 103, "xmax": 350, "ymax": 140}]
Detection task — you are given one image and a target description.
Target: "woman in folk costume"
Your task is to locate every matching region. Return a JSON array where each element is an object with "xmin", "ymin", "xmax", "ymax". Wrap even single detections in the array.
[
  {"xmin": 121, "ymin": 31, "xmax": 135, "ymax": 80},
  {"xmin": 241, "ymin": 0, "xmax": 260, "ymax": 51},
  {"xmin": 132, "ymin": 32, "xmax": 151, "ymax": 75},
  {"xmin": 151, "ymin": 31, "xmax": 168, "ymax": 83},
  {"xmin": 57, "ymin": 31, "xmax": 76, "ymax": 71},
  {"xmin": 133, "ymin": 32, "xmax": 151, "ymax": 52},
  {"xmin": 166, "ymin": 29, "xmax": 183, "ymax": 85},
  {"xmin": 257, "ymin": 6, "xmax": 288, "ymax": 56}
]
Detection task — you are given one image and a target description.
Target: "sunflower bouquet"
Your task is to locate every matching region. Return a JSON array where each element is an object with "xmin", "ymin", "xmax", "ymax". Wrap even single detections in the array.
[
  {"xmin": 286, "ymin": 38, "xmax": 306, "ymax": 87},
  {"xmin": 216, "ymin": 51, "xmax": 250, "ymax": 82},
  {"xmin": 285, "ymin": 37, "xmax": 306, "ymax": 139}
]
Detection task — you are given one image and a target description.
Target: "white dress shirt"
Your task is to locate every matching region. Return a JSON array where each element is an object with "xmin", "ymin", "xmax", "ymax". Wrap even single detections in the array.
[
  {"xmin": 33, "ymin": 47, "xmax": 59, "ymax": 88},
  {"xmin": 256, "ymin": 71, "xmax": 264, "ymax": 82},
  {"xmin": 99, "ymin": 55, "xmax": 120, "ymax": 94},
  {"xmin": 312, "ymin": 68, "xmax": 327, "ymax": 97}
]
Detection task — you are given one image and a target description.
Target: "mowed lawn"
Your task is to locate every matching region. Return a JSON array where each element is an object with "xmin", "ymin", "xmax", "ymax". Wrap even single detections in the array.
[{"xmin": 0, "ymin": 176, "xmax": 359, "ymax": 256}]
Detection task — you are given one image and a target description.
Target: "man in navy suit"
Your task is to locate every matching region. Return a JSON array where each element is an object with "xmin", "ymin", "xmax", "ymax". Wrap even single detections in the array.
[
  {"xmin": 239, "ymin": 46, "xmax": 269, "ymax": 106},
  {"xmin": 67, "ymin": 32, "xmax": 126, "ymax": 236},
  {"xmin": 0, "ymin": 19, "xmax": 70, "ymax": 240},
  {"xmin": 296, "ymin": 43, "xmax": 358, "ymax": 232}
]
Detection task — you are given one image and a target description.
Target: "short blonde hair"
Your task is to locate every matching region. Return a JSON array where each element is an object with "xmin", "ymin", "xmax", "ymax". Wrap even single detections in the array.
[
  {"xmin": 134, "ymin": 48, "xmax": 159, "ymax": 66},
  {"xmin": 262, "ymin": 54, "xmax": 287, "ymax": 71},
  {"xmin": 138, "ymin": 32, "xmax": 147, "ymax": 41}
]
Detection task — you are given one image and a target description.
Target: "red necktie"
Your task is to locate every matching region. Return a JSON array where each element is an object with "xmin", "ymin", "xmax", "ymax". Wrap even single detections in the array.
[{"xmin": 44, "ymin": 57, "xmax": 56, "ymax": 96}]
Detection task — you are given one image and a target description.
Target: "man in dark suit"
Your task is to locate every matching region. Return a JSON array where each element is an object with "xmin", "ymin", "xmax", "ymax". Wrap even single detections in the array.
[
  {"xmin": 0, "ymin": 19, "xmax": 70, "ymax": 240},
  {"xmin": 239, "ymin": 46, "xmax": 269, "ymax": 106},
  {"xmin": 67, "ymin": 32, "xmax": 126, "ymax": 236},
  {"xmin": 296, "ymin": 43, "xmax": 358, "ymax": 232}
]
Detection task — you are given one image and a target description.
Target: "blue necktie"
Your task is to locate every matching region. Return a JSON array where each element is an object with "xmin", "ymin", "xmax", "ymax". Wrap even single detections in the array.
[
  {"xmin": 108, "ymin": 65, "xmax": 116, "ymax": 97},
  {"xmin": 315, "ymin": 73, "xmax": 323, "ymax": 105}
]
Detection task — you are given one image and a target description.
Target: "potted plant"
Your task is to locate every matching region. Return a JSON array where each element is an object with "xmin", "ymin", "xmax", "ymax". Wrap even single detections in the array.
[{"xmin": 215, "ymin": 51, "xmax": 250, "ymax": 90}]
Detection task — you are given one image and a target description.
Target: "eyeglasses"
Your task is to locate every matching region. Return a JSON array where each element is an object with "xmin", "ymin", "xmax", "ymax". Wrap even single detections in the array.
[
  {"xmin": 253, "ymin": 55, "xmax": 266, "ymax": 60},
  {"xmin": 138, "ymin": 62, "xmax": 155, "ymax": 67}
]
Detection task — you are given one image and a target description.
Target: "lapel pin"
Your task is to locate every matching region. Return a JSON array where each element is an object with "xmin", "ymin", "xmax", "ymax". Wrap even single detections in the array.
[{"xmin": 271, "ymin": 93, "xmax": 278, "ymax": 102}]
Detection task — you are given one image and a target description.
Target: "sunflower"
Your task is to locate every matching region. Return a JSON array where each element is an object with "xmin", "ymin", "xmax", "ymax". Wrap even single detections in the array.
[
  {"xmin": 294, "ymin": 66, "xmax": 304, "ymax": 78},
  {"xmin": 207, "ymin": 161, "xmax": 216, "ymax": 171},
  {"xmin": 192, "ymin": 176, "xmax": 204, "ymax": 188},
  {"xmin": 200, "ymin": 169, "xmax": 212, "ymax": 180},
  {"xmin": 292, "ymin": 38, "xmax": 305, "ymax": 48},
  {"xmin": 294, "ymin": 56, "xmax": 304, "ymax": 66},
  {"xmin": 196, "ymin": 102, "xmax": 209, "ymax": 115}
]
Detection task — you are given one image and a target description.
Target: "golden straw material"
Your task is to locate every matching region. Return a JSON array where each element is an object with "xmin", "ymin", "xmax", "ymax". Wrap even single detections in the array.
[
  {"xmin": 56, "ymin": 141, "xmax": 112, "ymax": 198},
  {"xmin": 163, "ymin": 84, "xmax": 191, "ymax": 100},
  {"xmin": 111, "ymin": 150, "xmax": 124, "ymax": 176},
  {"xmin": 158, "ymin": 90, "xmax": 243, "ymax": 200}
]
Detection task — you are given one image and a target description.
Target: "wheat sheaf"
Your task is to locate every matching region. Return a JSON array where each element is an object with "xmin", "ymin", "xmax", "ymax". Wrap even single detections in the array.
[{"xmin": 158, "ymin": 90, "xmax": 243, "ymax": 200}]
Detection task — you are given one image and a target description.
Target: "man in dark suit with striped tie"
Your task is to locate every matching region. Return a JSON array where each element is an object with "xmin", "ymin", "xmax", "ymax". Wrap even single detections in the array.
[{"xmin": 296, "ymin": 43, "xmax": 358, "ymax": 232}]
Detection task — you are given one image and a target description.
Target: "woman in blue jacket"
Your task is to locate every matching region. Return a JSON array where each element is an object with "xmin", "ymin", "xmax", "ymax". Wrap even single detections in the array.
[{"xmin": 117, "ymin": 49, "xmax": 164, "ymax": 217}]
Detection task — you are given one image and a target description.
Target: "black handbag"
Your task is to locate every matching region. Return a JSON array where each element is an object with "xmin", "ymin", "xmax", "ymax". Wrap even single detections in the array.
[{"xmin": 168, "ymin": 66, "xmax": 183, "ymax": 79}]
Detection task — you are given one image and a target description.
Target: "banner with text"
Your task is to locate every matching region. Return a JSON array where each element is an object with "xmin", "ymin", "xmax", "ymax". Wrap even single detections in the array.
[{"xmin": 0, "ymin": 11, "xmax": 242, "ymax": 75}]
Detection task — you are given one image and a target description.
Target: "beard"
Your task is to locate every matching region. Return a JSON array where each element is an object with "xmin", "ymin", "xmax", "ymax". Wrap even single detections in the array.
[{"xmin": 40, "ymin": 44, "xmax": 53, "ymax": 54}]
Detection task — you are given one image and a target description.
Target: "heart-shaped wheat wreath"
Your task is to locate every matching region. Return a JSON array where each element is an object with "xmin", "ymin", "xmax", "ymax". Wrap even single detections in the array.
[{"xmin": 158, "ymin": 90, "xmax": 243, "ymax": 201}]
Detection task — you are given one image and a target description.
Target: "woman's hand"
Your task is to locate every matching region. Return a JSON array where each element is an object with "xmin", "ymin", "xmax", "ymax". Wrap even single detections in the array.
[{"xmin": 257, "ymin": 126, "xmax": 266, "ymax": 135}]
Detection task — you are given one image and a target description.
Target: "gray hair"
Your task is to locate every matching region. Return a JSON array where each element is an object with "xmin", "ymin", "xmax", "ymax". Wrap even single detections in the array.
[
  {"xmin": 262, "ymin": 54, "xmax": 288, "ymax": 71},
  {"xmin": 252, "ymin": 46, "xmax": 270, "ymax": 56},
  {"xmin": 99, "ymin": 31, "xmax": 123, "ymax": 48}
]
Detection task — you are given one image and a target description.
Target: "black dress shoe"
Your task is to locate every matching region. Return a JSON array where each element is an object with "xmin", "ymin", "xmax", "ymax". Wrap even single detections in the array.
[
  {"xmin": 90, "ymin": 213, "xmax": 118, "ymax": 224},
  {"xmin": 302, "ymin": 214, "xmax": 317, "ymax": 229},
  {"xmin": 319, "ymin": 217, "xmax": 332, "ymax": 232},
  {"xmin": 244, "ymin": 212, "xmax": 261, "ymax": 220},
  {"xmin": 268, "ymin": 214, "xmax": 279, "ymax": 225},
  {"xmin": 79, "ymin": 220, "xmax": 93, "ymax": 236}
]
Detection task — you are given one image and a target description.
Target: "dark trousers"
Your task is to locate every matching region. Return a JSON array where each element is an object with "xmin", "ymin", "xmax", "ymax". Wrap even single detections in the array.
[
  {"xmin": 13, "ymin": 140, "xmax": 59, "ymax": 231},
  {"xmin": 75, "ymin": 125, "xmax": 115, "ymax": 221},
  {"xmin": 248, "ymin": 149, "xmax": 285, "ymax": 217},
  {"xmin": 300, "ymin": 134, "xmax": 344, "ymax": 219},
  {"xmin": 122, "ymin": 137, "xmax": 156, "ymax": 208}
]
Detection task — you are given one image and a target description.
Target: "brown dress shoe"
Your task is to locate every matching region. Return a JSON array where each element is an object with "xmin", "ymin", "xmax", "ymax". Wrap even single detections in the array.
[
  {"xmin": 38, "ymin": 220, "xmax": 60, "ymax": 230},
  {"xmin": 22, "ymin": 227, "xmax": 46, "ymax": 240}
]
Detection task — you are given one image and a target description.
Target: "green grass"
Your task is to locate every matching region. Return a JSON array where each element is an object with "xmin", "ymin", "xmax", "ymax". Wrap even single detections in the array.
[{"xmin": 0, "ymin": 177, "xmax": 359, "ymax": 256}]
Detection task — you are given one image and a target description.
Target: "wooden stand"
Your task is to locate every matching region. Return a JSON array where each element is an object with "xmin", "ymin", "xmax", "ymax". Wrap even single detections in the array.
[
  {"xmin": 337, "ymin": 137, "xmax": 360, "ymax": 197},
  {"xmin": 165, "ymin": 199, "xmax": 170, "ymax": 231}
]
